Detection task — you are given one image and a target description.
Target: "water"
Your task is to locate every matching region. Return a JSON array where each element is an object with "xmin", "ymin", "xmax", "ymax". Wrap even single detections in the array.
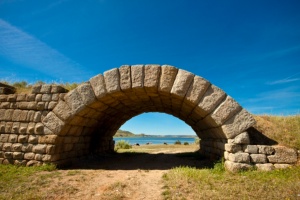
[{"xmin": 113, "ymin": 136, "xmax": 197, "ymax": 145}]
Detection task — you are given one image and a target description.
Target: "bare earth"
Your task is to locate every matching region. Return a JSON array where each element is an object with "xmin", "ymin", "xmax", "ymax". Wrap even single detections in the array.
[{"xmin": 40, "ymin": 144, "xmax": 210, "ymax": 200}]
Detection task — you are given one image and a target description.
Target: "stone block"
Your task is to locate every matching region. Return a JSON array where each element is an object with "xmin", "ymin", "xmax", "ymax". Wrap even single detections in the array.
[
  {"xmin": 40, "ymin": 84, "xmax": 51, "ymax": 94},
  {"xmin": 35, "ymin": 94, "xmax": 42, "ymax": 101},
  {"xmin": 256, "ymin": 163, "xmax": 275, "ymax": 171},
  {"xmin": 76, "ymin": 82, "xmax": 96, "ymax": 105},
  {"xmin": 274, "ymin": 164, "xmax": 291, "ymax": 169},
  {"xmin": 158, "ymin": 65, "xmax": 178, "ymax": 94},
  {"xmin": 51, "ymin": 85, "xmax": 68, "ymax": 93},
  {"xmin": 8, "ymin": 134, "xmax": 18, "ymax": 143},
  {"xmin": 46, "ymin": 145, "xmax": 56, "ymax": 154},
  {"xmin": 31, "ymin": 85, "xmax": 41, "ymax": 93},
  {"xmin": 36, "ymin": 102, "xmax": 45, "ymax": 110},
  {"xmin": 267, "ymin": 146, "xmax": 297, "ymax": 164},
  {"xmin": 144, "ymin": 65, "xmax": 161, "ymax": 93},
  {"xmin": 52, "ymin": 100, "xmax": 73, "ymax": 121},
  {"xmin": 3, "ymin": 158, "xmax": 14, "ymax": 164},
  {"xmin": 28, "ymin": 135, "xmax": 39, "ymax": 144},
  {"xmin": 210, "ymin": 96, "xmax": 242, "ymax": 126},
  {"xmin": 0, "ymin": 95, "xmax": 7, "ymax": 101},
  {"xmin": 48, "ymin": 101, "xmax": 57, "ymax": 110},
  {"xmin": 19, "ymin": 123, "xmax": 28, "ymax": 134},
  {"xmin": 64, "ymin": 89, "xmax": 85, "ymax": 114},
  {"xmin": 52, "ymin": 93, "xmax": 59, "ymax": 101},
  {"xmin": 119, "ymin": 65, "xmax": 131, "ymax": 91},
  {"xmin": 22, "ymin": 144, "xmax": 33, "ymax": 152},
  {"xmin": 258, "ymin": 145, "xmax": 275, "ymax": 155},
  {"xmin": 14, "ymin": 160, "xmax": 27, "ymax": 166},
  {"xmin": 0, "ymin": 102, "xmax": 10, "ymax": 109},
  {"xmin": 225, "ymin": 144, "xmax": 242, "ymax": 153},
  {"xmin": 24, "ymin": 152, "xmax": 35, "ymax": 160},
  {"xmin": 26, "ymin": 160, "xmax": 41, "ymax": 166},
  {"xmin": 0, "ymin": 134, "xmax": 9, "ymax": 142},
  {"xmin": 185, "ymin": 75, "xmax": 210, "ymax": 105},
  {"xmin": 42, "ymin": 154, "xmax": 52, "ymax": 162},
  {"xmin": 171, "ymin": 69, "xmax": 194, "ymax": 98},
  {"xmin": 42, "ymin": 112, "xmax": 65, "ymax": 134},
  {"xmin": 4, "ymin": 109, "xmax": 14, "ymax": 121},
  {"xmin": 12, "ymin": 143, "xmax": 22, "ymax": 152},
  {"xmin": 18, "ymin": 135, "xmax": 28, "ymax": 143},
  {"xmin": 5, "ymin": 122, "xmax": 13, "ymax": 133},
  {"xmin": 38, "ymin": 135, "xmax": 57, "ymax": 144},
  {"xmin": 197, "ymin": 85, "xmax": 226, "ymax": 117},
  {"xmin": 89, "ymin": 74, "xmax": 107, "ymax": 99},
  {"xmin": 13, "ymin": 152, "xmax": 24, "ymax": 159},
  {"xmin": 104, "ymin": 68, "xmax": 120, "ymax": 94},
  {"xmin": 228, "ymin": 152, "xmax": 250, "ymax": 163},
  {"xmin": 3, "ymin": 143, "xmax": 12, "ymax": 151},
  {"xmin": 234, "ymin": 132, "xmax": 250, "ymax": 144},
  {"xmin": 243, "ymin": 145, "xmax": 258, "ymax": 154},
  {"xmin": 250, "ymin": 154, "xmax": 267, "ymax": 163},
  {"xmin": 27, "ymin": 94, "xmax": 36, "ymax": 101},
  {"xmin": 34, "ymin": 123, "xmax": 44, "ymax": 134},
  {"xmin": 225, "ymin": 160, "xmax": 252, "ymax": 172},
  {"xmin": 0, "ymin": 109, "xmax": 5, "ymax": 121},
  {"xmin": 131, "ymin": 65, "xmax": 144, "ymax": 90},
  {"xmin": 4, "ymin": 152, "xmax": 13, "ymax": 158},
  {"xmin": 7, "ymin": 94, "xmax": 17, "ymax": 102},
  {"xmin": 27, "ymin": 123, "xmax": 36, "ymax": 134},
  {"xmin": 35, "ymin": 154, "xmax": 42, "ymax": 161},
  {"xmin": 16, "ymin": 94, "xmax": 26, "ymax": 101},
  {"xmin": 11, "ymin": 122, "xmax": 20, "ymax": 133},
  {"xmin": 42, "ymin": 94, "xmax": 52, "ymax": 102},
  {"xmin": 33, "ymin": 144, "xmax": 47, "ymax": 154},
  {"xmin": 222, "ymin": 109, "xmax": 256, "ymax": 139},
  {"xmin": 33, "ymin": 111, "xmax": 41, "ymax": 122}
]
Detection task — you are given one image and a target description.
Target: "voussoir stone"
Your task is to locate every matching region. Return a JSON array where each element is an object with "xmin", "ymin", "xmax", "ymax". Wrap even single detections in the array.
[
  {"xmin": 64, "ymin": 89, "xmax": 85, "ymax": 114},
  {"xmin": 222, "ymin": 109, "xmax": 256, "ymax": 139},
  {"xmin": 159, "ymin": 65, "xmax": 178, "ymax": 93},
  {"xmin": 185, "ymin": 75, "xmax": 210, "ymax": 105},
  {"xmin": 42, "ymin": 112, "xmax": 65, "ymax": 134},
  {"xmin": 53, "ymin": 100, "xmax": 73, "ymax": 121},
  {"xmin": 104, "ymin": 68, "xmax": 120, "ymax": 94},
  {"xmin": 171, "ymin": 69, "xmax": 194, "ymax": 98},
  {"xmin": 119, "ymin": 65, "xmax": 131, "ymax": 91},
  {"xmin": 89, "ymin": 74, "xmax": 107, "ymax": 99},
  {"xmin": 144, "ymin": 65, "xmax": 161, "ymax": 91},
  {"xmin": 234, "ymin": 132, "xmax": 250, "ymax": 144},
  {"xmin": 76, "ymin": 82, "xmax": 96, "ymax": 105},
  {"xmin": 131, "ymin": 65, "xmax": 144, "ymax": 89}
]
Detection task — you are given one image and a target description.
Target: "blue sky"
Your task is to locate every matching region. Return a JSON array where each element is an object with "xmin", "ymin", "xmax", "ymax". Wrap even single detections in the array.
[{"xmin": 0, "ymin": 0, "xmax": 299, "ymax": 135}]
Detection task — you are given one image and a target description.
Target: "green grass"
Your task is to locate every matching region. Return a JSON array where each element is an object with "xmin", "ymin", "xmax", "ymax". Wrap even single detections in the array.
[
  {"xmin": 0, "ymin": 164, "xmax": 57, "ymax": 200},
  {"xmin": 162, "ymin": 163, "xmax": 300, "ymax": 200},
  {"xmin": 114, "ymin": 140, "xmax": 132, "ymax": 151}
]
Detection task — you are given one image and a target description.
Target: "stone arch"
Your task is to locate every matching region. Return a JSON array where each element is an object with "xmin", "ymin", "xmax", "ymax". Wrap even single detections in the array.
[{"xmin": 41, "ymin": 65, "xmax": 256, "ymax": 165}]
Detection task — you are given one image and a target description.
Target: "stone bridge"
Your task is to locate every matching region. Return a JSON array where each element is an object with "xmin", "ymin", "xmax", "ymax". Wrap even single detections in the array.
[{"xmin": 0, "ymin": 65, "xmax": 298, "ymax": 172}]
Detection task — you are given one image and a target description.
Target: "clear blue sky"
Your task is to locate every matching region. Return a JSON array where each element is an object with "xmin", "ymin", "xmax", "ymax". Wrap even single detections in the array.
[{"xmin": 0, "ymin": 0, "xmax": 299, "ymax": 135}]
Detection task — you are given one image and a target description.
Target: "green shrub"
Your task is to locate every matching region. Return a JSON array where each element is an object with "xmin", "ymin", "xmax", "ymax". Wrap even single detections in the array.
[
  {"xmin": 115, "ymin": 140, "xmax": 132, "ymax": 150},
  {"xmin": 194, "ymin": 137, "xmax": 200, "ymax": 144},
  {"xmin": 174, "ymin": 140, "xmax": 181, "ymax": 145},
  {"xmin": 183, "ymin": 142, "xmax": 189, "ymax": 145}
]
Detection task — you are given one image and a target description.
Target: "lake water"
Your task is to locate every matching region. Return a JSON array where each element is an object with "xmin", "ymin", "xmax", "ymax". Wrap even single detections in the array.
[{"xmin": 113, "ymin": 137, "xmax": 197, "ymax": 145}]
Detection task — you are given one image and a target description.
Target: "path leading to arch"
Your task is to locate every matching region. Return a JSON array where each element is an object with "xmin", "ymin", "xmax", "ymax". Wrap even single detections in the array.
[{"xmin": 41, "ymin": 145, "xmax": 207, "ymax": 200}]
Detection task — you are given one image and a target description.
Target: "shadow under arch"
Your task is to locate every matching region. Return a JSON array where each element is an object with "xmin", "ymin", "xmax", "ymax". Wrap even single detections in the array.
[{"xmin": 42, "ymin": 65, "xmax": 256, "ymax": 166}]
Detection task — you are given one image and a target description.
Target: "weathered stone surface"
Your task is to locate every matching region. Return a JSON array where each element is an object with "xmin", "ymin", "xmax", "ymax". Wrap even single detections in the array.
[
  {"xmin": 104, "ymin": 68, "xmax": 120, "ymax": 94},
  {"xmin": 131, "ymin": 65, "xmax": 144, "ymax": 89},
  {"xmin": 42, "ymin": 112, "xmax": 65, "ymax": 134},
  {"xmin": 159, "ymin": 65, "xmax": 178, "ymax": 93},
  {"xmin": 210, "ymin": 96, "xmax": 242, "ymax": 126},
  {"xmin": 24, "ymin": 152, "xmax": 35, "ymax": 160},
  {"xmin": 19, "ymin": 123, "xmax": 28, "ymax": 134},
  {"xmin": 11, "ymin": 143, "xmax": 22, "ymax": 151},
  {"xmin": 42, "ymin": 94, "xmax": 52, "ymax": 102},
  {"xmin": 40, "ymin": 85, "xmax": 51, "ymax": 94},
  {"xmin": 89, "ymin": 74, "xmax": 107, "ymax": 99},
  {"xmin": 51, "ymin": 85, "xmax": 68, "ymax": 93},
  {"xmin": 197, "ymin": 85, "xmax": 226, "ymax": 117},
  {"xmin": 52, "ymin": 100, "xmax": 73, "ymax": 121},
  {"xmin": 0, "ymin": 134, "xmax": 9, "ymax": 143},
  {"xmin": 185, "ymin": 75, "xmax": 210, "ymax": 105},
  {"xmin": 258, "ymin": 145, "xmax": 275, "ymax": 155},
  {"xmin": 33, "ymin": 144, "xmax": 47, "ymax": 154},
  {"xmin": 256, "ymin": 163, "xmax": 275, "ymax": 171},
  {"xmin": 222, "ymin": 109, "xmax": 256, "ymax": 139},
  {"xmin": 234, "ymin": 132, "xmax": 250, "ymax": 144},
  {"xmin": 76, "ymin": 83, "xmax": 96, "ymax": 106},
  {"xmin": 144, "ymin": 65, "xmax": 161, "ymax": 92},
  {"xmin": 64, "ymin": 89, "xmax": 85, "ymax": 114},
  {"xmin": 13, "ymin": 152, "xmax": 23, "ymax": 159},
  {"xmin": 225, "ymin": 160, "xmax": 252, "ymax": 172},
  {"xmin": 243, "ymin": 145, "xmax": 258, "ymax": 154},
  {"xmin": 119, "ymin": 65, "xmax": 131, "ymax": 91},
  {"xmin": 8, "ymin": 134, "xmax": 18, "ymax": 143},
  {"xmin": 228, "ymin": 152, "xmax": 250, "ymax": 163},
  {"xmin": 28, "ymin": 135, "xmax": 38, "ymax": 144},
  {"xmin": 250, "ymin": 154, "xmax": 267, "ymax": 163},
  {"xmin": 225, "ymin": 144, "xmax": 242, "ymax": 153},
  {"xmin": 31, "ymin": 85, "xmax": 41, "ymax": 94},
  {"xmin": 171, "ymin": 69, "xmax": 194, "ymax": 98},
  {"xmin": 268, "ymin": 146, "xmax": 297, "ymax": 164},
  {"xmin": 18, "ymin": 135, "xmax": 28, "ymax": 143}
]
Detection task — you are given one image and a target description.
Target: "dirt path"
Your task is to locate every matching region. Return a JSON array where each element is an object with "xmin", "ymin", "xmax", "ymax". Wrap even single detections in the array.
[{"xmin": 42, "ymin": 145, "xmax": 210, "ymax": 200}]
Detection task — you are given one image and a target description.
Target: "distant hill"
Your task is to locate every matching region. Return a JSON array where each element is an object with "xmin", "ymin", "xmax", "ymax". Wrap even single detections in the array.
[
  {"xmin": 115, "ymin": 130, "xmax": 136, "ymax": 137},
  {"xmin": 114, "ymin": 130, "xmax": 196, "ymax": 138}
]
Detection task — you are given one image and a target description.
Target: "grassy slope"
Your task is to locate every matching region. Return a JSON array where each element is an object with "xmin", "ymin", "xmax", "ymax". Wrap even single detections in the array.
[{"xmin": 254, "ymin": 115, "xmax": 300, "ymax": 149}]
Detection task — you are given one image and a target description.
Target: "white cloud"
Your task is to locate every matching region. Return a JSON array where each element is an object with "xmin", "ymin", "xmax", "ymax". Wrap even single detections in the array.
[
  {"xmin": 0, "ymin": 19, "xmax": 92, "ymax": 82},
  {"xmin": 267, "ymin": 72, "xmax": 300, "ymax": 85}
]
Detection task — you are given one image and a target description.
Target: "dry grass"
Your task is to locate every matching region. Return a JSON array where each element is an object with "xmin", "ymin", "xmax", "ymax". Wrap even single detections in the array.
[
  {"xmin": 162, "ymin": 164, "xmax": 300, "ymax": 200},
  {"xmin": 254, "ymin": 115, "xmax": 300, "ymax": 149}
]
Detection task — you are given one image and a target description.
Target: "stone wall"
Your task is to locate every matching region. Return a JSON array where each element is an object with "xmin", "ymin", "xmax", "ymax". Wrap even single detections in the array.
[{"xmin": 0, "ymin": 65, "xmax": 298, "ymax": 171}]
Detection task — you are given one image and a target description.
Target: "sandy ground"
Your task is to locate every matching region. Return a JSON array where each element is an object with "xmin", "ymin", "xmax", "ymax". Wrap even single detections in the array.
[{"xmin": 41, "ymin": 145, "xmax": 211, "ymax": 200}]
